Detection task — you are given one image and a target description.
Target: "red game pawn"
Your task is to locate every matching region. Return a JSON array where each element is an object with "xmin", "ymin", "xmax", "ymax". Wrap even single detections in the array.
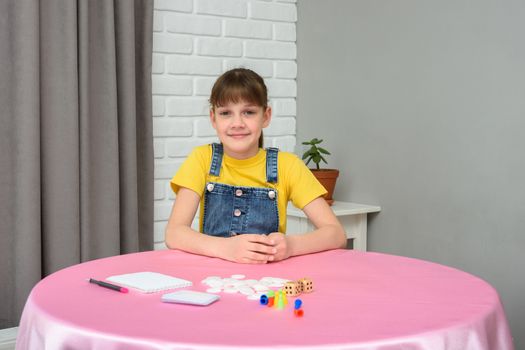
[{"xmin": 294, "ymin": 309, "xmax": 304, "ymax": 317}]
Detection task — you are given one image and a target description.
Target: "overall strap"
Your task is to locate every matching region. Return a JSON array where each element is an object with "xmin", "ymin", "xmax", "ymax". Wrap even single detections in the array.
[
  {"xmin": 209, "ymin": 143, "xmax": 223, "ymax": 176},
  {"xmin": 265, "ymin": 147, "xmax": 279, "ymax": 183}
]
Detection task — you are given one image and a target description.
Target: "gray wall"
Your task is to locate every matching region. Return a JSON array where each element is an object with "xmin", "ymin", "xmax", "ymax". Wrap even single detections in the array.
[{"xmin": 297, "ymin": 0, "xmax": 525, "ymax": 347}]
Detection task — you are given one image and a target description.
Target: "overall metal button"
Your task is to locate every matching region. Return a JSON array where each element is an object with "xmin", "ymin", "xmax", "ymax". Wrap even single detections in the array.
[
  {"xmin": 268, "ymin": 190, "xmax": 276, "ymax": 199},
  {"xmin": 234, "ymin": 209, "xmax": 242, "ymax": 217},
  {"xmin": 235, "ymin": 189, "xmax": 243, "ymax": 197},
  {"xmin": 207, "ymin": 183, "xmax": 214, "ymax": 192}
]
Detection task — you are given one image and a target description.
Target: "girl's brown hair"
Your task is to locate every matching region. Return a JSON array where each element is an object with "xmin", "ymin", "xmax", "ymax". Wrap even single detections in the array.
[{"xmin": 210, "ymin": 68, "xmax": 268, "ymax": 148}]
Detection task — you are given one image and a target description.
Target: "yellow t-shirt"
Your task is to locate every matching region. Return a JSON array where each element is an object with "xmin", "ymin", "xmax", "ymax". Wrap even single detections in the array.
[{"xmin": 170, "ymin": 144, "xmax": 327, "ymax": 234}]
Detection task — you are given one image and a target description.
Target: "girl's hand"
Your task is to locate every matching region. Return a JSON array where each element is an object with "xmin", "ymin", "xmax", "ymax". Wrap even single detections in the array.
[
  {"xmin": 267, "ymin": 232, "xmax": 291, "ymax": 261},
  {"xmin": 223, "ymin": 234, "xmax": 277, "ymax": 264}
]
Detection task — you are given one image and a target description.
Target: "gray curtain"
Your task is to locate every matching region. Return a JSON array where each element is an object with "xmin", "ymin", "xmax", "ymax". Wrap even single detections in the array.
[{"xmin": 0, "ymin": 0, "xmax": 154, "ymax": 328}]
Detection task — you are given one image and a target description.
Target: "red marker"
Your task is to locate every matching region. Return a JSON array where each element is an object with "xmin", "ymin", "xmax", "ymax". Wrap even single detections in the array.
[{"xmin": 89, "ymin": 278, "xmax": 128, "ymax": 293}]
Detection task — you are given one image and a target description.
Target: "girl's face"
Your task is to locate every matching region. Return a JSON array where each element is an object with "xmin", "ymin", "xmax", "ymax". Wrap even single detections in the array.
[{"xmin": 210, "ymin": 100, "xmax": 271, "ymax": 159}]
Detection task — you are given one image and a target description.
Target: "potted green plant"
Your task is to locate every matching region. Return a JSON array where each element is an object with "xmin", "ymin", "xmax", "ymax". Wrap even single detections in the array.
[{"xmin": 302, "ymin": 138, "xmax": 339, "ymax": 205}]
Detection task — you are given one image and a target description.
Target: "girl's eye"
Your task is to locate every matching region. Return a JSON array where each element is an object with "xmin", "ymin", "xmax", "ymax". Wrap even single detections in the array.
[
  {"xmin": 243, "ymin": 110, "xmax": 256, "ymax": 116},
  {"xmin": 218, "ymin": 111, "xmax": 230, "ymax": 116}
]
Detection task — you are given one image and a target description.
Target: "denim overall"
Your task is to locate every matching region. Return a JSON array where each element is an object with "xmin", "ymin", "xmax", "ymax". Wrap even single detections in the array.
[{"xmin": 202, "ymin": 143, "xmax": 279, "ymax": 237}]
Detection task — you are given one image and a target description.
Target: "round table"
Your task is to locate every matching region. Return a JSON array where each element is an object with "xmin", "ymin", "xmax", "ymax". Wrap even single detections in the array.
[{"xmin": 16, "ymin": 249, "xmax": 513, "ymax": 349}]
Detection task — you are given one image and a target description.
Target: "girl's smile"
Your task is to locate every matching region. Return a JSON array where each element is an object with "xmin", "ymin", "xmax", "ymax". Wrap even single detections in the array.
[{"xmin": 228, "ymin": 133, "xmax": 250, "ymax": 138}]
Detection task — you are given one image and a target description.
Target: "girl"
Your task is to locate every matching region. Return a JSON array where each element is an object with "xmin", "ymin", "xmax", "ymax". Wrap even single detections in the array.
[{"xmin": 165, "ymin": 68, "xmax": 346, "ymax": 264}]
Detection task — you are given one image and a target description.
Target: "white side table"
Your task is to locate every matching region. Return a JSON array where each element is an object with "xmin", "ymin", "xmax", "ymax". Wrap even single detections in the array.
[{"xmin": 286, "ymin": 201, "xmax": 381, "ymax": 251}]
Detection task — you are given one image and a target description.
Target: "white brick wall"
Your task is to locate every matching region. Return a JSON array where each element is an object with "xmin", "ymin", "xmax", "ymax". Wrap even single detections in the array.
[{"xmin": 152, "ymin": 0, "xmax": 297, "ymax": 250}]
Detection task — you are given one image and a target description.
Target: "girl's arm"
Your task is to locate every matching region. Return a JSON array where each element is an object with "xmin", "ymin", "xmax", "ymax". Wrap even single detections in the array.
[
  {"xmin": 165, "ymin": 187, "xmax": 277, "ymax": 264},
  {"xmin": 268, "ymin": 197, "xmax": 347, "ymax": 260}
]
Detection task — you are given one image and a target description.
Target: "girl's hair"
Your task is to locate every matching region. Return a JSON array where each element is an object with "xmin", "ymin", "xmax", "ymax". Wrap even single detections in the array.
[{"xmin": 210, "ymin": 68, "xmax": 268, "ymax": 148}]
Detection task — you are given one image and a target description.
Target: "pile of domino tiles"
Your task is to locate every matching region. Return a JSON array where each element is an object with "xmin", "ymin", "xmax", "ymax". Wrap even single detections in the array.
[{"xmin": 201, "ymin": 275, "xmax": 290, "ymax": 300}]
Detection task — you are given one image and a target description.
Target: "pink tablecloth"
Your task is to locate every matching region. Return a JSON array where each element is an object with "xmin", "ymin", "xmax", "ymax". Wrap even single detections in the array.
[{"xmin": 16, "ymin": 249, "xmax": 513, "ymax": 350}]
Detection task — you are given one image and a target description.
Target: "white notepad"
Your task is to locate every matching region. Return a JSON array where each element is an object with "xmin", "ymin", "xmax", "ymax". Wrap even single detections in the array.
[{"xmin": 106, "ymin": 272, "xmax": 192, "ymax": 293}]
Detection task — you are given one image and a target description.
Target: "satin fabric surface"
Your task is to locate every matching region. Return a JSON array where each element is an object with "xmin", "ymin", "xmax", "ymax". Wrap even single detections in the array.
[{"xmin": 16, "ymin": 249, "xmax": 514, "ymax": 349}]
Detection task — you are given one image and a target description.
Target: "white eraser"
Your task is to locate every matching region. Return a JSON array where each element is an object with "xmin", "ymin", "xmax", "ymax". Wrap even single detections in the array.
[{"xmin": 161, "ymin": 290, "xmax": 220, "ymax": 306}]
